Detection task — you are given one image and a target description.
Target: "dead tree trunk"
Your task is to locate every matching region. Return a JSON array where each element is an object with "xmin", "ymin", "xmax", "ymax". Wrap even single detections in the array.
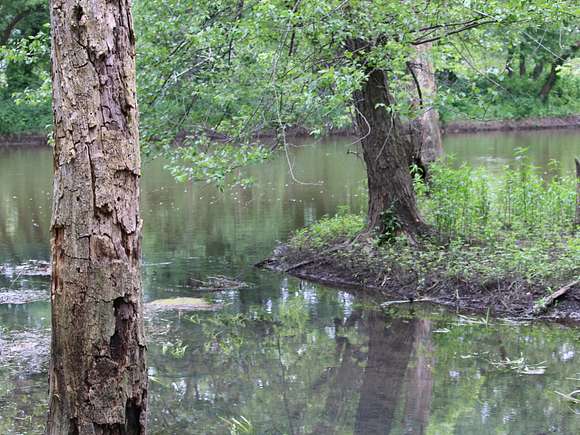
[
  {"xmin": 408, "ymin": 42, "xmax": 444, "ymax": 171},
  {"xmin": 47, "ymin": 1, "xmax": 147, "ymax": 433}
]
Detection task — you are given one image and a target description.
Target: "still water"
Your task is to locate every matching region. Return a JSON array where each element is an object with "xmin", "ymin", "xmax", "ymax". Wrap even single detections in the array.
[{"xmin": 0, "ymin": 129, "xmax": 579, "ymax": 434}]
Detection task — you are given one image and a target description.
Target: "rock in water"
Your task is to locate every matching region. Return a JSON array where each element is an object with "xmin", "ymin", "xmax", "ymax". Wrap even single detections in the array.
[{"xmin": 146, "ymin": 297, "xmax": 219, "ymax": 312}]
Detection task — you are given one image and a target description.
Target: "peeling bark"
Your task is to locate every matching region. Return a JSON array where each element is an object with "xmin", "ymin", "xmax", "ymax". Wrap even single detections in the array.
[
  {"xmin": 47, "ymin": 0, "xmax": 147, "ymax": 434},
  {"xmin": 408, "ymin": 43, "xmax": 443, "ymax": 171}
]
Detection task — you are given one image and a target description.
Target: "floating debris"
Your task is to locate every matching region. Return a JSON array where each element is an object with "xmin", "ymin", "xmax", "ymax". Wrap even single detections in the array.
[
  {"xmin": 0, "ymin": 290, "xmax": 49, "ymax": 304},
  {"xmin": 0, "ymin": 329, "xmax": 50, "ymax": 374},
  {"xmin": 488, "ymin": 354, "xmax": 547, "ymax": 375},
  {"xmin": 0, "ymin": 260, "xmax": 51, "ymax": 277},
  {"xmin": 146, "ymin": 297, "xmax": 220, "ymax": 312},
  {"xmin": 555, "ymin": 389, "xmax": 580, "ymax": 404},
  {"xmin": 189, "ymin": 275, "xmax": 249, "ymax": 291}
]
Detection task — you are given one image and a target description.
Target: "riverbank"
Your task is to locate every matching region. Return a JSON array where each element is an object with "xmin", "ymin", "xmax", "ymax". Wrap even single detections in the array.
[
  {"xmin": 258, "ymin": 240, "xmax": 580, "ymax": 322},
  {"xmin": 442, "ymin": 114, "xmax": 580, "ymax": 134},
  {"xmin": 259, "ymin": 160, "xmax": 580, "ymax": 323},
  {"xmin": 0, "ymin": 133, "xmax": 47, "ymax": 148},
  {"xmin": 2, "ymin": 115, "xmax": 579, "ymax": 147}
]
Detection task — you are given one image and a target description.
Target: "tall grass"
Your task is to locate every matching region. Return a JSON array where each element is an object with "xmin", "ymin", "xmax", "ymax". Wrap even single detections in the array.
[
  {"xmin": 416, "ymin": 150, "xmax": 577, "ymax": 242},
  {"xmin": 289, "ymin": 151, "xmax": 578, "ymax": 285}
]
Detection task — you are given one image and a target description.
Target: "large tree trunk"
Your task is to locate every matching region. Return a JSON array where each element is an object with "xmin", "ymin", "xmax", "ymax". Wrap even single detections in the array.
[
  {"xmin": 408, "ymin": 42, "xmax": 444, "ymax": 170},
  {"xmin": 539, "ymin": 41, "xmax": 580, "ymax": 102},
  {"xmin": 47, "ymin": 1, "xmax": 147, "ymax": 434},
  {"xmin": 352, "ymin": 67, "xmax": 431, "ymax": 238}
]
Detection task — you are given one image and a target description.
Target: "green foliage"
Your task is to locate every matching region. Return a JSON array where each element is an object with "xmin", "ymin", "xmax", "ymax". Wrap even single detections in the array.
[
  {"xmin": 290, "ymin": 209, "xmax": 364, "ymax": 249},
  {"xmin": 220, "ymin": 416, "xmax": 256, "ymax": 435},
  {"xmin": 378, "ymin": 205, "xmax": 402, "ymax": 244},
  {"xmin": 436, "ymin": 23, "xmax": 580, "ymax": 122},
  {"xmin": 133, "ymin": 0, "xmax": 577, "ymax": 185},
  {"xmin": 161, "ymin": 339, "xmax": 188, "ymax": 359},
  {"xmin": 439, "ymin": 72, "xmax": 580, "ymax": 121},
  {"xmin": 0, "ymin": 14, "xmax": 50, "ymax": 135},
  {"xmin": 164, "ymin": 138, "xmax": 270, "ymax": 188},
  {"xmin": 291, "ymin": 152, "xmax": 578, "ymax": 285},
  {"xmin": 0, "ymin": 93, "xmax": 50, "ymax": 134},
  {"xmin": 417, "ymin": 151, "xmax": 577, "ymax": 240}
]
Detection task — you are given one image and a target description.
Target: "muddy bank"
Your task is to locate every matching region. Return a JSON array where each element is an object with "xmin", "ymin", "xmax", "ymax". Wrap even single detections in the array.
[
  {"xmin": 2, "ymin": 115, "xmax": 579, "ymax": 149},
  {"xmin": 258, "ymin": 244, "xmax": 580, "ymax": 322},
  {"xmin": 442, "ymin": 115, "xmax": 580, "ymax": 134},
  {"xmin": 0, "ymin": 134, "xmax": 47, "ymax": 148}
]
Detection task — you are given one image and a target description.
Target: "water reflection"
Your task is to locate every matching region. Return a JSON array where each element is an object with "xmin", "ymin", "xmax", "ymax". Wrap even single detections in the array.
[
  {"xmin": 1, "ymin": 131, "xmax": 579, "ymax": 434},
  {"xmin": 142, "ymin": 290, "xmax": 579, "ymax": 435}
]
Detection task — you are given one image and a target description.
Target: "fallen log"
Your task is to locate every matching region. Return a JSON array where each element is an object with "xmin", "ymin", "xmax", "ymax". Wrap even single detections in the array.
[{"xmin": 533, "ymin": 279, "xmax": 579, "ymax": 314}]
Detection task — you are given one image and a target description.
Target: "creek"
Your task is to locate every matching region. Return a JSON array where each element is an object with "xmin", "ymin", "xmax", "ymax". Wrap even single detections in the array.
[{"xmin": 1, "ymin": 129, "xmax": 579, "ymax": 434}]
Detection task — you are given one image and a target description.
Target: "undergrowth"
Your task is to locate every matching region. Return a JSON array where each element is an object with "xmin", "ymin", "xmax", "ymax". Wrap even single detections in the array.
[
  {"xmin": 288, "ymin": 152, "xmax": 579, "ymax": 288},
  {"xmin": 439, "ymin": 73, "xmax": 580, "ymax": 122}
]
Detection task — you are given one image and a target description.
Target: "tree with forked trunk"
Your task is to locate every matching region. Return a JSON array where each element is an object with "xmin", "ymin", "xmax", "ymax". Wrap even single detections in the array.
[
  {"xmin": 347, "ymin": 38, "xmax": 432, "ymax": 239},
  {"xmin": 538, "ymin": 41, "xmax": 580, "ymax": 102},
  {"xmin": 353, "ymin": 68, "xmax": 432, "ymax": 239},
  {"xmin": 47, "ymin": 0, "xmax": 147, "ymax": 433}
]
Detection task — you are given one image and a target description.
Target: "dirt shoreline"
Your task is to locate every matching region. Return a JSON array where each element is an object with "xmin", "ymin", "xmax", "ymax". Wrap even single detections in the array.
[
  {"xmin": 1, "ymin": 115, "xmax": 579, "ymax": 148},
  {"xmin": 0, "ymin": 133, "xmax": 48, "ymax": 147},
  {"xmin": 442, "ymin": 114, "xmax": 580, "ymax": 134},
  {"xmin": 257, "ymin": 244, "xmax": 580, "ymax": 323}
]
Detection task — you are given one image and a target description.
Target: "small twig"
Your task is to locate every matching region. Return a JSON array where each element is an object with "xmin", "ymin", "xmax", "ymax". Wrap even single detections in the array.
[{"xmin": 381, "ymin": 298, "xmax": 433, "ymax": 307}]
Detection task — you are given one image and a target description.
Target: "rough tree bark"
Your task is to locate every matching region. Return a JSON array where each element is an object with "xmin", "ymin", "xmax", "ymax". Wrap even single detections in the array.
[
  {"xmin": 352, "ymin": 68, "xmax": 430, "ymax": 238},
  {"xmin": 408, "ymin": 42, "xmax": 444, "ymax": 171},
  {"xmin": 47, "ymin": 0, "xmax": 147, "ymax": 434},
  {"xmin": 347, "ymin": 38, "xmax": 431, "ymax": 238},
  {"xmin": 539, "ymin": 41, "xmax": 580, "ymax": 102}
]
